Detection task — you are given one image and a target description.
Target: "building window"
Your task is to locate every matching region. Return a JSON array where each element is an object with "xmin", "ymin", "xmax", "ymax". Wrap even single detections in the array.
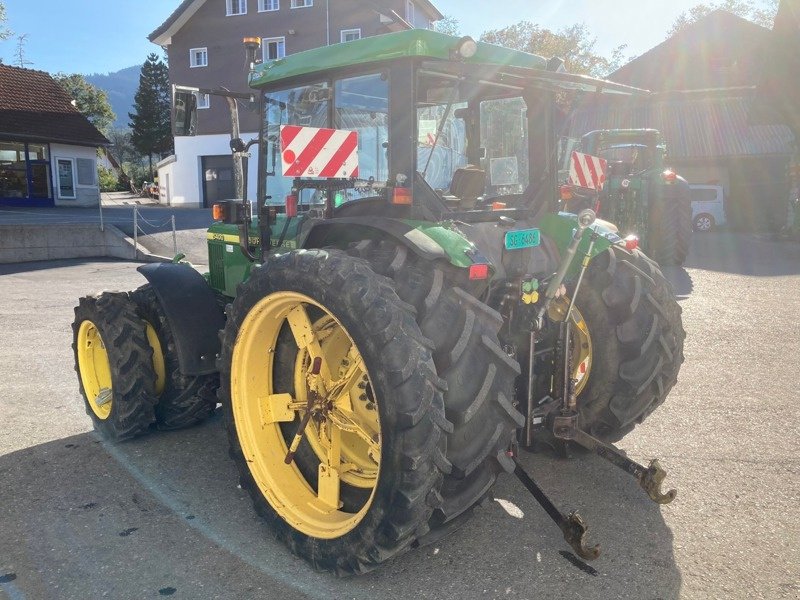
[
  {"xmin": 226, "ymin": 0, "xmax": 247, "ymax": 16},
  {"xmin": 406, "ymin": 0, "xmax": 415, "ymax": 24},
  {"xmin": 259, "ymin": 0, "xmax": 279, "ymax": 10},
  {"xmin": 56, "ymin": 158, "xmax": 76, "ymax": 199},
  {"xmin": 197, "ymin": 93, "xmax": 211, "ymax": 109},
  {"xmin": 190, "ymin": 47, "xmax": 208, "ymax": 68},
  {"xmin": 76, "ymin": 158, "xmax": 97, "ymax": 186},
  {"xmin": 340, "ymin": 29, "xmax": 361, "ymax": 43},
  {"xmin": 290, "ymin": 0, "xmax": 312, "ymax": 8},
  {"xmin": 0, "ymin": 141, "xmax": 52, "ymax": 202},
  {"xmin": 263, "ymin": 36, "xmax": 286, "ymax": 61}
]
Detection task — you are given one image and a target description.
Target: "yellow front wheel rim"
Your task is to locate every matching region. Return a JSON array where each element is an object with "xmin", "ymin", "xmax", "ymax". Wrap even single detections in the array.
[
  {"xmin": 144, "ymin": 323, "xmax": 166, "ymax": 397},
  {"xmin": 76, "ymin": 320, "xmax": 113, "ymax": 420},
  {"xmin": 548, "ymin": 298, "xmax": 593, "ymax": 395},
  {"xmin": 231, "ymin": 292, "xmax": 381, "ymax": 539}
]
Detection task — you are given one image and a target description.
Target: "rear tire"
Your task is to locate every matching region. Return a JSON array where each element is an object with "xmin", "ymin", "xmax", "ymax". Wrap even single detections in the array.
[
  {"xmin": 348, "ymin": 240, "xmax": 523, "ymax": 529},
  {"xmin": 573, "ymin": 246, "xmax": 685, "ymax": 441},
  {"xmin": 72, "ymin": 293, "xmax": 157, "ymax": 441},
  {"xmin": 130, "ymin": 285, "xmax": 218, "ymax": 430},
  {"xmin": 648, "ymin": 185, "xmax": 692, "ymax": 265},
  {"xmin": 218, "ymin": 249, "xmax": 449, "ymax": 575}
]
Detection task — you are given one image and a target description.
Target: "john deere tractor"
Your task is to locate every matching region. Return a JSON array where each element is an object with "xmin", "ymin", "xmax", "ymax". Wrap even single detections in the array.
[
  {"xmin": 72, "ymin": 30, "xmax": 684, "ymax": 575},
  {"xmin": 561, "ymin": 129, "xmax": 693, "ymax": 265}
]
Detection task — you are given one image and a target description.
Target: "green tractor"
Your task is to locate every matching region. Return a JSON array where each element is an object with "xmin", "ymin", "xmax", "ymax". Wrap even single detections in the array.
[
  {"xmin": 72, "ymin": 30, "xmax": 684, "ymax": 575},
  {"xmin": 561, "ymin": 129, "xmax": 693, "ymax": 266}
]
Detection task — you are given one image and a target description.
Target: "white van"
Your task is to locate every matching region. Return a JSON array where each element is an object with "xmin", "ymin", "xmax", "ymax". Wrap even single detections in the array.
[{"xmin": 689, "ymin": 185, "xmax": 726, "ymax": 232}]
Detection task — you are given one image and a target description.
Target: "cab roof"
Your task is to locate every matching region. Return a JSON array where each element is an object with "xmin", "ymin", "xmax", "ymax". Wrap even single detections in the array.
[{"xmin": 249, "ymin": 29, "xmax": 649, "ymax": 97}]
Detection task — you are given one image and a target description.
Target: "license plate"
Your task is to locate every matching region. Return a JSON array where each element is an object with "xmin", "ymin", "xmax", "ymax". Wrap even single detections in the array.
[{"xmin": 504, "ymin": 228, "xmax": 541, "ymax": 250}]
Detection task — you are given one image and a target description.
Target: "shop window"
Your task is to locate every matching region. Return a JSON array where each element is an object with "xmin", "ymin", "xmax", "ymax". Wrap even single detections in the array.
[{"xmin": 0, "ymin": 141, "xmax": 28, "ymax": 199}]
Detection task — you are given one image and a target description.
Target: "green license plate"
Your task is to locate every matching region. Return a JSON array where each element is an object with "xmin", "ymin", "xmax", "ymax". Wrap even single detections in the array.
[{"xmin": 504, "ymin": 228, "xmax": 541, "ymax": 250}]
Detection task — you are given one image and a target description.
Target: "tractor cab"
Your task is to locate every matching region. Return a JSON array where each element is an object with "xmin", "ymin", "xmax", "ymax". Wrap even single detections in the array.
[{"xmin": 174, "ymin": 30, "xmax": 648, "ymax": 273}]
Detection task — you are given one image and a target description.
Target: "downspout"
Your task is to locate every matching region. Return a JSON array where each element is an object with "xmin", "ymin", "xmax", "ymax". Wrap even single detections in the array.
[{"xmin": 326, "ymin": 0, "xmax": 330, "ymax": 46}]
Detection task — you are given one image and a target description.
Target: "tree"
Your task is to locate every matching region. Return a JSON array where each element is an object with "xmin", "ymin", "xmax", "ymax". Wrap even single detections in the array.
[
  {"xmin": 14, "ymin": 33, "xmax": 32, "ymax": 68},
  {"xmin": 668, "ymin": 0, "xmax": 779, "ymax": 35},
  {"xmin": 54, "ymin": 73, "xmax": 116, "ymax": 135},
  {"xmin": 434, "ymin": 15, "xmax": 461, "ymax": 36},
  {"xmin": 0, "ymin": 1, "xmax": 11, "ymax": 43},
  {"xmin": 480, "ymin": 22, "xmax": 627, "ymax": 77},
  {"xmin": 129, "ymin": 53, "xmax": 172, "ymax": 179}
]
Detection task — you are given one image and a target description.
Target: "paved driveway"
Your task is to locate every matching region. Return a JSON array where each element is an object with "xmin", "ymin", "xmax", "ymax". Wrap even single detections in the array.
[{"xmin": 0, "ymin": 233, "xmax": 798, "ymax": 599}]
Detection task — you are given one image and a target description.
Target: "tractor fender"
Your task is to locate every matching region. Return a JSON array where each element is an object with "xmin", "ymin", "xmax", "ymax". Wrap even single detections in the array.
[
  {"xmin": 137, "ymin": 263, "xmax": 225, "ymax": 376},
  {"xmin": 301, "ymin": 217, "xmax": 451, "ymax": 263}
]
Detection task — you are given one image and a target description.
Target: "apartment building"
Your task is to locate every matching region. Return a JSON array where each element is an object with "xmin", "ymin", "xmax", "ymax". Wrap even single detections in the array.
[{"xmin": 149, "ymin": 0, "xmax": 442, "ymax": 206}]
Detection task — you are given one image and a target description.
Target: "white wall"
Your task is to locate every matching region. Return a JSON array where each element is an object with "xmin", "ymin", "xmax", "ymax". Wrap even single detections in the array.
[
  {"xmin": 167, "ymin": 133, "xmax": 260, "ymax": 207},
  {"xmin": 51, "ymin": 144, "xmax": 101, "ymax": 207}
]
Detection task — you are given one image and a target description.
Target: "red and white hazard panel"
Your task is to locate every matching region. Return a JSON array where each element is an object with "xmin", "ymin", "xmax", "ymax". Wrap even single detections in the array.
[
  {"xmin": 569, "ymin": 151, "xmax": 607, "ymax": 191},
  {"xmin": 280, "ymin": 125, "xmax": 359, "ymax": 179}
]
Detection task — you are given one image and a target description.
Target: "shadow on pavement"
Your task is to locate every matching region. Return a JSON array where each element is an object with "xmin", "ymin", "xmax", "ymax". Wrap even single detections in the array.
[
  {"xmin": 661, "ymin": 266, "xmax": 694, "ymax": 300},
  {"xmin": 0, "ymin": 411, "xmax": 682, "ymax": 599},
  {"xmin": 686, "ymin": 231, "xmax": 800, "ymax": 277}
]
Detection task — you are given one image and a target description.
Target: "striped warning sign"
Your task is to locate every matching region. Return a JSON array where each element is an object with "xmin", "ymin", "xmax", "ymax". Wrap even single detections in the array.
[
  {"xmin": 569, "ymin": 151, "xmax": 607, "ymax": 191},
  {"xmin": 280, "ymin": 125, "xmax": 359, "ymax": 179}
]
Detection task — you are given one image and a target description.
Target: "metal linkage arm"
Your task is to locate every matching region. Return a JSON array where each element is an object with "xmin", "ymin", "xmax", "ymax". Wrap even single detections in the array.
[
  {"xmin": 512, "ymin": 458, "xmax": 600, "ymax": 561},
  {"xmin": 569, "ymin": 429, "xmax": 677, "ymax": 505}
]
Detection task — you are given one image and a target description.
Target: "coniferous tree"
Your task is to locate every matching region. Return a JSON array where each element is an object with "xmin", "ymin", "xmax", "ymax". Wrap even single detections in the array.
[{"xmin": 129, "ymin": 53, "xmax": 171, "ymax": 179}]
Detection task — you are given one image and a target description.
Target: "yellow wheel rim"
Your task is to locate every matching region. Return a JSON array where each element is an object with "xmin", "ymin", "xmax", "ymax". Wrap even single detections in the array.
[
  {"xmin": 231, "ymin": 291, "xmax": 381, "ymax": 539},
  {"xmin": 144, "ymin": 323, "xmax": 166, "ymax": 397},
  {"xmin": 548, "ymin": 298, "xmax": 593, "ymax": 395},
  {"xmin": 77, "ymin": 320, "xmax": 113, "ymax": 420},
  {"xmin": 296, "ymin": 315, "xmax": 380, "ymax": 489}
]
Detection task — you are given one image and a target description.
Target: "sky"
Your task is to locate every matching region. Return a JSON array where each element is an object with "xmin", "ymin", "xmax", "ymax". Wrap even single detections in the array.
[{"xmin": 0, "ymin": 0, "xmax": 773, "ymax": 75}]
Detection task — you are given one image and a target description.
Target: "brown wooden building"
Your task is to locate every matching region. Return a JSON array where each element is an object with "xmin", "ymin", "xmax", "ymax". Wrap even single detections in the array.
[{"xmin": 571, "ymin": 10, "xmax": 796, "ymax": 231}]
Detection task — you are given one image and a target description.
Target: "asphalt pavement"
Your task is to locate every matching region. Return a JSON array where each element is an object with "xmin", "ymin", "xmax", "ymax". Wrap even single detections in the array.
[{"xmin": 0, "ymin": 233, "xmax": 798, "ymax": 599}]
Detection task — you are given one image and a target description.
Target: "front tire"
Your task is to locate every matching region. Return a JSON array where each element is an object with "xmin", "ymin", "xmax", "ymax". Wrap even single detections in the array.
[
  {"xmin": 72, "ymin": 293, "xmax": 158, "ymax": 441},
  {"xmin": 218, "ymin": 250, "xmax": 449, "ymax": 575},
  {"xmin": 648, "ymin": 185, "xmax": 692, "ymax": 265},
  {"xmin": 130, "ymin": 285, "xmax": 218, "ymax": 430}
]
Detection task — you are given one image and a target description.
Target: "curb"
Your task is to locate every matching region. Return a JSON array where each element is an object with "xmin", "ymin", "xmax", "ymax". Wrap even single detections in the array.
[{"xmin": 0, "ymin": 223, "xmax": 172, "ymax": 264}]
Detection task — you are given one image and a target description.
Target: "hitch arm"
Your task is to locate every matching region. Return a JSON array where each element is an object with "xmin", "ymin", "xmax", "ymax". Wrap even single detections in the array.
[
  {"xmin": 512, "ymin": 458, "xmax": 600, "ymax": 561},
  {"xmin": 570, "ymin": 429, "xmax": 677, "ymax": 504}
]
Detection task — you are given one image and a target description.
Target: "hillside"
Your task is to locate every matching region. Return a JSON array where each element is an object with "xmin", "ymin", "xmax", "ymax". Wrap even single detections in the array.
[{"xmin": 85, "ymin": 65, "xmax": 140, "ymax": 129}]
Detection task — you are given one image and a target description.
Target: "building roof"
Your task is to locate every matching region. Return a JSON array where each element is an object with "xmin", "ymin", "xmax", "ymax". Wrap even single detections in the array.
[
  {"xmin": 149, "ymin": 0, "xmax": 444, "ymax": 46},
  {"xmin": 752, "ymin": 0, "xmax": 800, "ymax": 135},
  {"xmin": 0, "ymin": 65, "xmax": 109, "ymax": 147},
  {"xmin": 567, "ymin": 88, "xmax": 794, "ymax": 159},
  {"xmin": 608, "ymin": 10, "xmax": 771, "ymax": 91}
]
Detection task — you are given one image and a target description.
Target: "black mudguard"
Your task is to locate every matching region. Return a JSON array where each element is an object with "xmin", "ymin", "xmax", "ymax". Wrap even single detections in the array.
[
  {"xmin": 137, "ymin": 263, "xmax": 225, "ymax": 376},
  {"xmin": 301, "ymin": 217, "xmax": 448, "ymax": 262}
]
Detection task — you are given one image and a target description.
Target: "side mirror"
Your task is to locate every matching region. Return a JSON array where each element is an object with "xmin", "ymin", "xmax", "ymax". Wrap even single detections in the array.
[{"xmin": 173, "ymin": 90, "xmax": 198, "ymax": 137}]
